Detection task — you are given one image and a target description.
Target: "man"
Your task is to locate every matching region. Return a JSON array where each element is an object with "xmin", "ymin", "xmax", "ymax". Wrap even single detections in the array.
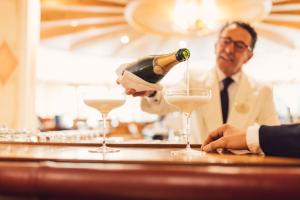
[
  {"xmin": 125, "ymin": 21, "xmax": 280, "ymax": 142},
  {"xmin": 201, "ymin": 123, "xmax": 300, "ymax": 158}
]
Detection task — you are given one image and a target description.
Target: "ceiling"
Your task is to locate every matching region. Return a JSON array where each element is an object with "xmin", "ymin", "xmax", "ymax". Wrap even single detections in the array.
[{"xmin": 39, "ymin": 0, "xmax": 300, "ymax": 59}]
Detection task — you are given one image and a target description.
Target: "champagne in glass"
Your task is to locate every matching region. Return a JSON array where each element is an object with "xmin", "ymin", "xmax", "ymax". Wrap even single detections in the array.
[
  {"xmin": 85, "ymin": 99, "xmax": 125, "ymax": 114},
  {"xmin": 165, "ymin": 88, "xmax": 211, "ymax": 156},
  {"xmin": 84, "ymin": 87, "xmax": 125, "ymax": 153}
]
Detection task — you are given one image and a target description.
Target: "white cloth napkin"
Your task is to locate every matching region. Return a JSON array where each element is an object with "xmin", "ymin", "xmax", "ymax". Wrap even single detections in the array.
[
  {"xmin": 217, "ymin": 148, "xmax": 251, "ymax": 155},
  {"xmin": 116, "ymin": 62, "xmax": 162, "ymax": 92}
]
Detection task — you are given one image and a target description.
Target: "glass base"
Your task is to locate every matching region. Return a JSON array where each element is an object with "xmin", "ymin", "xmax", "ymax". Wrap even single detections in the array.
[
  {"xmin": 89, "ymin": 145, "xmax": 120, "ymax": 153},
  {"xmin": 171, "ymin": 148, "xmax": 206, "ymax": 157}
]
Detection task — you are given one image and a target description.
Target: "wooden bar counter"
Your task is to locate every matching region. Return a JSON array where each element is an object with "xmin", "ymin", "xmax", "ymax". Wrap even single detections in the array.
[{"xmin": 0, "ymin": 142, "xmax": 300, "ymax": 199}]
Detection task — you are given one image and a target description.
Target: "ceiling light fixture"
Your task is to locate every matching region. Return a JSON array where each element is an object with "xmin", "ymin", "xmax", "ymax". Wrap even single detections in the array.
[
  {"xmin": 120, "ymin": 35, "xmax": 130, "ymax": 44},
  {"xmin": 125, "ymin": 0, "xmax": 273, "ymax": 36}
]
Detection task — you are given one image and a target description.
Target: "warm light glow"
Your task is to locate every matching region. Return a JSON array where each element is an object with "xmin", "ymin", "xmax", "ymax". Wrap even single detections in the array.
[
  {"xmin": 178, "ymin": 40, "xmax": 187, "ymax": 48},
  {"xmin": 71, "ymin": 21, "xmax": 78, "ymax": 27},
  {"xmin": 173, "ymin": 0, "xmax": 222, "ymax": 33},
  {"xmin": 172, "ymin": 0, "xmax": 273, "ymax": 34},
  {"xmin": 125, "ymin": 0, "xmax": 272, "ymax": 36},
  {"xmin": 173, "ymin": 0, "xmax": 203, "ymax": 33},
  {"xmin": 201, "ymin": 0, "xmax": 220, "ymax": 29},
  {"xmin": 42, "ymin": 0, "xmax": 62, "ymax": 6},
  {"xmin": 120, "ymin": 35, "xmax": 130, "ymax": 44}
]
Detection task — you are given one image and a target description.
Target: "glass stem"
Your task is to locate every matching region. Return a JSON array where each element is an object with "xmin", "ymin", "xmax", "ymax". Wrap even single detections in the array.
[
  {"xmin": 101, "ymin": 113, "xmax": 108, "ymax": 148},
  {"xmin": 184, "ymin": 112, "xmax": 191, "ymax": 150}
]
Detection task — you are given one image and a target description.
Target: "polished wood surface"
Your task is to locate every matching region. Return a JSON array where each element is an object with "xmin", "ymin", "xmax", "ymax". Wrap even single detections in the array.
[
  {"xmin": 1, "ymin": 161, "xmax": 300, "ymax": 200},
  {"xmin": 1, "ymin": 142, "xmax": 300, "ymax": 199},
  {"xmin": 0, "ymin": 142, "xmax": 300, "ymax": 166}
]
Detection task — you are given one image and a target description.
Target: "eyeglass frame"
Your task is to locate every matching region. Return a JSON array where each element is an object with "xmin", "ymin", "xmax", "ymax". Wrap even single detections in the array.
[{"xmin": 219, "ymin": 36, "xmax": 253, "ymax": 52}]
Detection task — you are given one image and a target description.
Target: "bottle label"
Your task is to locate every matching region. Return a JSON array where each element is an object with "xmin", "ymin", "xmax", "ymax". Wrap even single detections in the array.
[{"xmin": 153, "ymin": 65, "xmax": 165, "ymax": 75}]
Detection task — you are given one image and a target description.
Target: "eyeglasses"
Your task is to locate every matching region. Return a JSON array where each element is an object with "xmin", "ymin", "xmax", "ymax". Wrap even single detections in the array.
[{"xmin": 219, "ymin": 37, "xmax": 252, "ymax": 52}]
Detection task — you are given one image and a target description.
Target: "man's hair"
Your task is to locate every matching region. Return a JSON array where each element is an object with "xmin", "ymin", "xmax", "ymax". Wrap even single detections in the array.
[{"xmin": 219, "ymin": 21, "xmax": 257, "ymax": 51}]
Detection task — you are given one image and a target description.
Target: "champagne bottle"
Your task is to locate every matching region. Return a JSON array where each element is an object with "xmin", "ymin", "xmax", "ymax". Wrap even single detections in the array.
[{"xmin": 125, "ymin": 48, "xmax": 190, "ymax": 83}]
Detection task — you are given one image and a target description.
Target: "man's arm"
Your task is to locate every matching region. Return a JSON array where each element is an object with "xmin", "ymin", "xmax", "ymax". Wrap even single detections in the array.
[
  {"xmin": 259, "ymin": 124, "xmax": 300, "ymax": 157},
  {"xmin": 141, "ymin": 90, "xmax": 178, "ymax": 115},
  {"xmin": 202, "ymin": 123, "xmax": 300, "ymax": 158},
  {"xmin": 123, "ymin": 87, "xmax": 178, "ymax": 115}
]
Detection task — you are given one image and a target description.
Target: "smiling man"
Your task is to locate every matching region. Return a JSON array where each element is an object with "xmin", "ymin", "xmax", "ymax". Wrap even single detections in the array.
[
  {"xmin": 126, "ymin": 21, "xmax": 280, "ymax": 143},
  {"xmin": 217, "ymin": 23, "xmax": 254, "ymax": 77}
]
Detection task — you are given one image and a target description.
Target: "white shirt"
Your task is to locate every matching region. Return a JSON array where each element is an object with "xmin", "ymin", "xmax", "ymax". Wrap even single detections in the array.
[{"xmin": 246, "ymin": 125, "xmax": 264, "ymax": 154}]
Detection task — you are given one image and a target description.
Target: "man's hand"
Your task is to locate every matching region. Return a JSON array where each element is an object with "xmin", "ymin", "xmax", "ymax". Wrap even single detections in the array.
[
  {"xmin": 125, "ymin": 88, "xmax": 155, "ymax": 97},
  {"xmin": 201, "ymin": 124, "xmax": 248, "ymax": 152}
]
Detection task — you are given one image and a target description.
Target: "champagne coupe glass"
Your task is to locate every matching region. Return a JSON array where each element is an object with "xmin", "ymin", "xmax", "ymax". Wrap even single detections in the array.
[
  {"xmin": 165, "ymin": 87, "xmax": 212, "ymax": 156},
  {"xmin": 84, "ymin": 86, "xmax": 125, "ymax": 153}
]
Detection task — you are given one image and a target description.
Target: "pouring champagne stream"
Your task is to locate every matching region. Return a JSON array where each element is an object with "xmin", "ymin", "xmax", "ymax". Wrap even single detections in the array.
[{"xmin": 165, "ymin": 61, "xmax": 212, "ymax": 156}]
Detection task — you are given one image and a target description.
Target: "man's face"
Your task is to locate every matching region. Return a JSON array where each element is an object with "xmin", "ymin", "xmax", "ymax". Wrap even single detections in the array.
[{"xmin": 215, "ymin": 24, "xmax": 253, "ymax": 76}]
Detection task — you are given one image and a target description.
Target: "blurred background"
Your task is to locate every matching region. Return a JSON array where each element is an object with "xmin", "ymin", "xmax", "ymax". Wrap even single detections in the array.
[{"xmin": 1, "ymin": 0, "xmax": 300, "ymax": 141}]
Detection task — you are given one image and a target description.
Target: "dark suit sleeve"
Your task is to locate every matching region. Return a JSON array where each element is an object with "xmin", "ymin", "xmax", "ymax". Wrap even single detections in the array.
[{"xmin": 259, "ymin": 124, "xmax": 300, "ymax": 158}]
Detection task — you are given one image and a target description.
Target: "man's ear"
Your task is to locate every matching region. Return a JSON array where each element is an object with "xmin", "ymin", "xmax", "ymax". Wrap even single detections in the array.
[{"xmin": 244, "ymin": 51, "xmax": 253, "ymax": 64}]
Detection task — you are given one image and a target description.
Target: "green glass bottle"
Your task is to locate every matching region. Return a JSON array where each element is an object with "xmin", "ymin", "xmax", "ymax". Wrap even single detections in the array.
[{"xmin": 126, "ymin": 48, "xmax": 190, "ymax": 83}]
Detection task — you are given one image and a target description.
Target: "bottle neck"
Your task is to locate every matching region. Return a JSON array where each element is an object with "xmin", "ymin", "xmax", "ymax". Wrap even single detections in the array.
[{"xmin": 153, "ymin": 54, "xmax": 180, "ymax": 75}]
